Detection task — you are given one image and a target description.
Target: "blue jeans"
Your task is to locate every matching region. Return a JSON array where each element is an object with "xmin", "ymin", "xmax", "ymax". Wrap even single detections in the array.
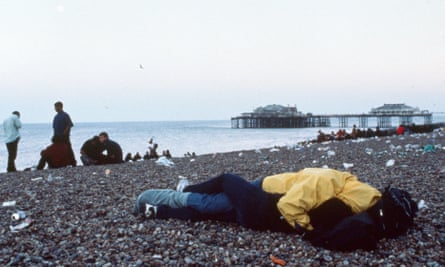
[
  {"xmin": 135, "ymin": 189, "xmax": 232, "ymax": 214},
  {"xmin": 136, "ymin": 173, "xmax": 293, "ymax": 232}
]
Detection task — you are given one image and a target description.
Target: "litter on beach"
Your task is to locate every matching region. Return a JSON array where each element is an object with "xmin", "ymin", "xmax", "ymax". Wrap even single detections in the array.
[
  {"xmin": 2, "ymin": 201, "xmax": 16, "ymax": 207},
  {"xmin": 11, "ymin": 210, "xmax": 27, "ymax": 221},
  {"xmin": 365, "ymin": 148, "xmax": 373, "ymax": 155},
  {"xmin": 47, "ymin": 174, "xmax": 64, "ymax": 181},
  {"xmin": 385, "ymin": 159, "xmax": 395, "ymax": 167},
  {"xmin": 423, "ymin": 144, "xmax": 436, "ymax": 153},
  {"xmin": 155, "ymin": 156, "xmax": 175, "ymax": 167},
  {"xmin": 418, "ymin": 200, "xmax": 427, "ymax": 210},
  {"xmin": 10, "ymin": 218, "xmax": 32, "ymax": 233},
  {"xmin": 343, "ymin": 163, "xmax": 354, "ymax": 169},
  {"xmin": 327, "ymin": 150, "xmax": 336, "ymax": 157}
]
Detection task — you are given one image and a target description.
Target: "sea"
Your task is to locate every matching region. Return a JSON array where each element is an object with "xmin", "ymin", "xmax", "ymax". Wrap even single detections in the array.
[{"xmin": 1, "ymin": 115, "xmax": 444, "ymax": 173}]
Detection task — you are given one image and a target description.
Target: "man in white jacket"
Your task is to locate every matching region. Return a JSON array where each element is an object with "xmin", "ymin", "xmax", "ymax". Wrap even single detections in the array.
[{"xmin": 3, "ymin": 111, "xmax": 22, "ymax": 172}]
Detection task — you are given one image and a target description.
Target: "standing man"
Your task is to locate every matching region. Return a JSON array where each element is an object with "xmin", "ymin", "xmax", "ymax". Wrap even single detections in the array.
[
  {"xmin": 3, "ymin": 111, "xmax": 22, "ymax": 172},
  {"xmin": 53, "ymin": 101, "xmax": 76, "ymax": 166}
]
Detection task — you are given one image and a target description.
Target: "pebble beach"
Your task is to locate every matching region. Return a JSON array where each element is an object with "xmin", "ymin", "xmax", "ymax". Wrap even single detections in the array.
[{"xmin": 1, "ymin": 131, "xmax": 444, "ymax": 266}]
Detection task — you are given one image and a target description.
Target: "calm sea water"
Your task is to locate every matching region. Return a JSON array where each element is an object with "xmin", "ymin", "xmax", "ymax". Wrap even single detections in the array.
[
  {"xmin": 1, "ymin": 115, "xmax": 444, "ymax": 173},
  {"xmin": 0, "ymin": 120, "xmax": 319, "ymax": 172}
]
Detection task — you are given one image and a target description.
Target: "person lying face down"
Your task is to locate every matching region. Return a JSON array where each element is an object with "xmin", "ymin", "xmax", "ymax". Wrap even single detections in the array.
[{"xmin": 134, "ymin": 168, "xmax": 417, "ymax": 250}]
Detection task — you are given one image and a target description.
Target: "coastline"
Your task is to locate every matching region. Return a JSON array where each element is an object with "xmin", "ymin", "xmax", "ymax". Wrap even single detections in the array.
[{"xmin": 1, "ymin": 131, "xmax": 444, "ymax": 265}]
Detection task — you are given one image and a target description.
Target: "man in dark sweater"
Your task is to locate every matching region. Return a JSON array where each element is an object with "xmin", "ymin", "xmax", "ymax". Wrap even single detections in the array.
[
  {"xmin": 80, "ymin": 136, "xmax": 105, "ymax": 165},
  {"xmin": 99, "ymin": 132, "xmax": 123, "ymax": 164}
]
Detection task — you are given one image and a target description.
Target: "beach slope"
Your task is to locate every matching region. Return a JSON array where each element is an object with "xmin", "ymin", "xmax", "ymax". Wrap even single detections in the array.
[{"xmin": 1, "ymin": 132, "xmax": 444, "ymax": 266}]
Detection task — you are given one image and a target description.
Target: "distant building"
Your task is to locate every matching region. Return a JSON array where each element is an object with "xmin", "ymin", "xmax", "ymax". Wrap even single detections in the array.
[
  {"xmin": 243, "ymin": 104, "xmax": 303, "ymax": 117},
  {"xmin": 369, "ymin": 104, "xmax": 427, "ymax": 115},
  {"xmin": 232, "ymin": 103, "xmax": 434, "ymax": 128}
]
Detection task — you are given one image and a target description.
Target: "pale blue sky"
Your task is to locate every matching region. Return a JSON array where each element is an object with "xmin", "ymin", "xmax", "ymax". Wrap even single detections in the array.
[{"xmin": 1, "ymin": 0, "xmax": 444, "ymax": 123}]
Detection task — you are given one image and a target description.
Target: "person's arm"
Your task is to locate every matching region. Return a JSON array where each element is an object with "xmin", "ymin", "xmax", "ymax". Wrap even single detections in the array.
[
  {"xmin": 63, "ymin": 114, "xmax": 73, "ymax": 136},
  {"xmin": 14, "ymin": 117, "xmax": 22, "ymax": 129},
  {"xmin": 277, "ymin": 176, "xmax": 341, "ymax": 231}
]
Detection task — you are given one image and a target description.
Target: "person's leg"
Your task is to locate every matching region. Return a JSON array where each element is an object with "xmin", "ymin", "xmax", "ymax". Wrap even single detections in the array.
[
  {"xmin": 182, "ymin": 173, "xmax": 270, "ymax": 229},
  {"xmin": 186, "ymin": 192, "xmax": 232, "ymax": 213},
  {"xmin": 6, "ymin": 139, "xmax": 19, "ymax": 172},
  {"xmin": 184, "ymin": 173, "xmax": 263, "ymax": 193},
  {"xmin": 183, "ymin": 173, "xmax": 226, "ymax": 194},
  {"xmin": 134, "ymin": 189, "xmax": 232, "ymax": 215},
  {"xmin": 64, "ymin": 137, "xmax": 76, "ymax": 166},
  {"xmin": 219, "ymin": 173, "xmax": 274, "ymax": 231},
  {"xmin": 135, "ymin": 189, "xmax": 189, "ymax": 213},
  {"xmin": 155, "ymin": 206, "xmax": 237, "ymax": 222},
  {"xmin": 37, "ymin": 156, "xmax": 47, "ymax": 170}
]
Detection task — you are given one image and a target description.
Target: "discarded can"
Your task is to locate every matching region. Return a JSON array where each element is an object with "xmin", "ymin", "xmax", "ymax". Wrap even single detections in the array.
[
  {"xmin": 10, "ymin": 218, "xmax": 32, "ymax": 232},
  {"xmin": 12, "ymin": 210, "xmax": 27, "ymax": 221},
  {"xmin": 2, "ymin": 201, "xmax": 16, "ymax": 207},
  {"xmin": 385, "ymin": 159, "xmax": 395, "ymax": 167}
]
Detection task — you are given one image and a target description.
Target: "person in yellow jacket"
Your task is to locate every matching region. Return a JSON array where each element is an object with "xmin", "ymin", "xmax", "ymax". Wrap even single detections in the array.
[
  {"xmin": 135, "ymin": 168, "xmax": 417, "ymax": 251},
  {"xmin": 262, "ymin": 168, "xmax": 382, "ymax": 231},
  {"xmin": 135, "ymin": 168, "xmax": 382, "ymax": 233}
]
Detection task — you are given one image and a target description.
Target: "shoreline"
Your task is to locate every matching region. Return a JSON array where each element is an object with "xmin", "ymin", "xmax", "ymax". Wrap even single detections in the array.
[{"xmin": 1, "ymin": 131, "xmax": 444, "ymax": 265}]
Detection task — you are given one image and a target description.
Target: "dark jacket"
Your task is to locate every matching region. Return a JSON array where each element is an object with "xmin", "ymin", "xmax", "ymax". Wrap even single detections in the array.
[
  {"xmin": 103, "ymin": 139, "xmax": 123, "ymax": 164},
  {"xmin": 80, "ymin": 136, "xmax": 105, "ymax": 163}
]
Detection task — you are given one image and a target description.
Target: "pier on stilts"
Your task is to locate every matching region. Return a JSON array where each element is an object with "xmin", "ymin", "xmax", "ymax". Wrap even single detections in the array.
[{"xmin": 231, "ymin": 104, "xmax": 438, "ymax": 129}]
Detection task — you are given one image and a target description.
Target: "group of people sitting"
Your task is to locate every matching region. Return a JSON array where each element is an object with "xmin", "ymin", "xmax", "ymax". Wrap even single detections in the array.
[
  {"xmin": 79, "ymin": 132, "xmax": 123, "ymax": 166},
  {"xmin": 124, "ymin": 138, "xmax": 172, "ymax": 162},
  {"xmin": 317, "ymin": 125, "xmax": 400, "ymax": 143},
  {"xmin": 134, "ymin": 168, "xmax": 418, "ymax": 251},
  {"xmin": 37, "ymin": 131, "xmax": 123, "ymax": 170},
  {"xmin": 317, "ymin": 123, "xmax": 442, "ymax": 143}
]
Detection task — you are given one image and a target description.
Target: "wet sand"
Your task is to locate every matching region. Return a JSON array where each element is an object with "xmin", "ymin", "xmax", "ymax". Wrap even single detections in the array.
[{"xmin": 1, "ymin": 131, "xmax": 444, "ymax": 266}]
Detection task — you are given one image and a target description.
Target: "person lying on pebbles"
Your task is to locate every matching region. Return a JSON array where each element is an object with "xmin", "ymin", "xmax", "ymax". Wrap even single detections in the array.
[{"xmin": 134, "ymin": 168, "xmax": 418, "ymax": 251}]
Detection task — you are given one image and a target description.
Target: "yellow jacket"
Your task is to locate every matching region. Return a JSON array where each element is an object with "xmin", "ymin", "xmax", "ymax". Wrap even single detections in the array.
[{"xmin": 262, "ymin": 168, "xmax": 382, "ymax": 231}]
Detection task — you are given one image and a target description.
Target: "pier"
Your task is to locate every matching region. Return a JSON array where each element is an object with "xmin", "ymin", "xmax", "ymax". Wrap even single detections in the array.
[{"xmin": 231, "ymin": 104, "xmax": 436, "ymax": 129}]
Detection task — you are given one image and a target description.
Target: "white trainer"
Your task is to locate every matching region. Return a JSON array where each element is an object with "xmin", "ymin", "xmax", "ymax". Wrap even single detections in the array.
[
  {"xmin": 144, "ymin": 204, "xmax": 157, "ymax": 219},
  {"xmin": 176, "ymin": 178, "xmax": 190, "ymax": 192}
]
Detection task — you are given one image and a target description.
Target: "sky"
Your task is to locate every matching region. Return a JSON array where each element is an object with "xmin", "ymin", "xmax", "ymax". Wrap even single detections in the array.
[{"xmin": 1, "ymin": 0, "xmax": 444, "ymax": 123}]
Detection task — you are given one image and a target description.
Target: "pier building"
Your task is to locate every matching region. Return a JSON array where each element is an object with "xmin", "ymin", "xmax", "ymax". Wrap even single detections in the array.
[{"xmin": 231, "ymin": 104, "xmax": 434, "ymax": 129}]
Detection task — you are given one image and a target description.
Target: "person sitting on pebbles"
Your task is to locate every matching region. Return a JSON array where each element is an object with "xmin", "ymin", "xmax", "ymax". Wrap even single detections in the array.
[
  {"xmin": 80, "ymin": 136, "xmax": 106, "ymax": 165},
  {"xmin": 37, "ymin": 135, "xmax": 72, "ymax": 170},
  {"xmin": 133, "ymin": 168, "xmax": 418, "ymax": 251},
  {"xmin": 98, "ymin": 132, "xmax": 123, "ymax": 164}
]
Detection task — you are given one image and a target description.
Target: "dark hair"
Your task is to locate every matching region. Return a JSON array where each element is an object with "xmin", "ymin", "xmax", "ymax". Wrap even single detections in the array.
[
  {"xmin": 92, "ymin": 136, "xmax": 100, "ymax": 143},
  {"xmin": 54, "ymin": 101, "xmax": 63, "ymax": 108},
  {"xmin": 99, "ymin": 132, "xmax": 109, "ymax": 138},
  {"xmin": 12, "ymin": 111, "xmax": 20, "ymax": 117},
  {"xmin": 376, "ymin": 186, "xmax": 418, "ymax": 238}
]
